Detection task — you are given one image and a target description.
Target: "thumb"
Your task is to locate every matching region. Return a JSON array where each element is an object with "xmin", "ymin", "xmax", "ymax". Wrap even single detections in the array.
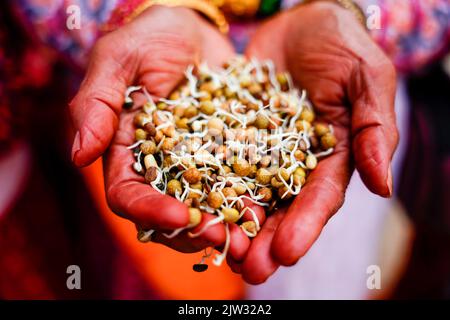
[{"xmin": 350, "ymin": 57, "xmax": 398, "ymax": 197}]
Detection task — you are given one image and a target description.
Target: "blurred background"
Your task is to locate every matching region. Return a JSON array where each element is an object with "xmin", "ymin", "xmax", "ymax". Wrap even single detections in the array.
[{"xmin": 0, "ymin": 0, "xmax": 449, "ymax": 299}]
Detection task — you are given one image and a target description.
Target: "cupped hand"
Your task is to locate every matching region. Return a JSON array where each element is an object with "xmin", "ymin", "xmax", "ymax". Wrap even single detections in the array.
[
  {"xmin": 69, "ymin": 6, "xmax": 250, "ymax": 256},
  {"xmin": 233, "ymin": 1, "xmax": 398, "ymax": 283}
]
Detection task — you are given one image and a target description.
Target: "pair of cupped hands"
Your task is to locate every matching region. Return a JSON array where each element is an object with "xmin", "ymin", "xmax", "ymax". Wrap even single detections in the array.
[{"xmin": 70, "ymin": 2, "xmax": 398, "ymax": 284}]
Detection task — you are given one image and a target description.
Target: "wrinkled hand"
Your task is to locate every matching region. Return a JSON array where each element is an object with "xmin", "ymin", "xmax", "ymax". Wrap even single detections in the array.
[
  {"xmin": 230, "ymin": 2, "xmax": 398, "ymax": 283},
  {"xmin": 69, "ymin": 6, "xmax": 252, "ymax": 257}
]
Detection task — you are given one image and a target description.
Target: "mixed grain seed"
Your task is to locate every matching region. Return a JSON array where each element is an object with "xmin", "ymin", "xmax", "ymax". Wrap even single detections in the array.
[{"xmin": 126, "ymin": 57, "xmax": 337, "ymax": 269}]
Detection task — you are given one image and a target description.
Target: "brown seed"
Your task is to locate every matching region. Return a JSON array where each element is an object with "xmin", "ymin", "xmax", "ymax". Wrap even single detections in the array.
[
  {"xmin": 156, "ymin": 102, "xmax": 167, "ymax": 110},
  {"xmin": 222, "ymin": 187, "xmax": 237, "ymax": 200},
  {"xmin": 207, "ymin": 191, "xmax": 223, "ymax": 209},
  {"xmin": 321, "ymin": 133, "xmax": 337, "ymax": 149},
  {"xmin": 258, "ymin": 187, "xmax": 273, "ymax": 202},
  {"xmin": 140, "ymin": 140, "xmax": 157, "ymax": 155},
  {"xmin": 183, "ymin": 167, "xmax": 202, "ymax": 184},
  {"xmin": 144, "ymin": 167, "xmax": 158, "ymax": 183},
  {"xmin": 144, "ymin": 122, "xmax": 156, "ymax": 137},
  {"xmin": 188, "ymin": 208, "xmax": 202, "ymax": 227},
  {"xmin": 277, "ymin": 168, "xmax": 290, "ymax": 182},
  {"xmin": 222, "ymin": 208, "xmax": 240, "ymax": 223},
  {"xmin": 167, "ymin": 179, "xmax": 182, "ymax": 196},
  {"xmin": 248, "ymin": 83, "xmax": 262, "ymax": 95},
  {"xmin": 161, "ymin": 137, "xmax": 175, "ymax": 152}
]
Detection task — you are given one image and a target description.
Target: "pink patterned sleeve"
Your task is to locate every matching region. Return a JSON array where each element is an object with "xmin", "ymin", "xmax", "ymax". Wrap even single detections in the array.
[
  {"xmin": 354, "ymin": 0, "xmax": 449, "ymax": 72},
  {"xmin": 9, "ymin": 0, "xmax": 125, "ymax": 67},
  {"xmin": 283, "ymin": 0, "xmax": 450, "ymax": 73}
]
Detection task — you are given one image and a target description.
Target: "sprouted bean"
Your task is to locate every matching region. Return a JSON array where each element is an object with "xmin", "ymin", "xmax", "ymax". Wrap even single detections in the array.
[{"xmin": 126, "ymin": 56, "xmax": 337, "ymax": 271}]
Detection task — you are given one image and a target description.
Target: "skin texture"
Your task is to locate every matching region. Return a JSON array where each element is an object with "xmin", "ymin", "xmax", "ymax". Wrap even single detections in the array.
[
  {"xmin": 69, "ymin": 6, "xmax": 253, "ymax": 256},
  {"xmin": 230, "ymin": 2, "xmax": 399, "ymax": 284}
]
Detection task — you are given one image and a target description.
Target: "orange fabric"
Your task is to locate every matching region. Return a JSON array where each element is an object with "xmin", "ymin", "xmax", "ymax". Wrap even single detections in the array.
[{"xmin": 80, "ymin": 158, "xmax": 244, "ymax": 300}]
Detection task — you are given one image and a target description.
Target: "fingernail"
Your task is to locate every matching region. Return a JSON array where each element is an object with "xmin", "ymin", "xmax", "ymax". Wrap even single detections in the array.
[
  {"xmin": 386, "ymin": 163, "xmax": 393, "ymax": 197},
  {"xmin": 71, "ymin": 131, "xmax": 80, "ymax": 162}
]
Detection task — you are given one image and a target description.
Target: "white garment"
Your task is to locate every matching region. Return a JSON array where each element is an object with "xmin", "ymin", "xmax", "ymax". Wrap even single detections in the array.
[{"xmin": 247, "ymin": 78, "xmax": 409, "ymax": 299}]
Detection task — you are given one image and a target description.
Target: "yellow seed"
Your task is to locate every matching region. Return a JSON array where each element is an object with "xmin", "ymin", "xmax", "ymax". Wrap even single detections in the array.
[
  {"xmin": 207, "ymin": 118, "xmax": 224, "ymax": 135},
  {"xmin": 257, "ymin": 187, "xmax": 273, "ymax": 202},
  {"xmin": 256, "ymin": 168, "xmax": 272, "ymax": 185},
  {"xmin": 300, "ymin": 108, "xmax": 315, "ymax": 122},
  {"xmin": 207, "ymin": 191, "xmax": 223, "ymax": 209},
  {"xmin": 135, "ymin": 128, "xmax": 147, "ymax": 141},
  {"xmin": 306, "ymin": 154, "xmax": 318, "ymax": 170},
  {"xmin": 241, "ymin": 221, "xmax": 257, "ymax": 234},
  {"xmin": 260, "ymin": 156, "xmax": 271, "ymax": 168},
  {"xmin": 278, "ymin": 168, "xmax": 290, "ymax": 182},
  {"xmin": 199, "ymin": 100, "xmax": 215, "ymax": 115},
  {"xmin": 294, "ymin": 167, "xmax": 306, "ymax": 178},
  {"xmin": 315, "ymin": 123, "xmax": 330, "ymax": 137},
  {"xmin": 246, "ymin": 182, "xmax": 256, "ymax": 190},
  {"xmin": 188, "ymin": 208, "xmax": 202, "ymax": 227},
  {"xmin": 175, "ymin": 117, "xmax": 190, "ymax": 130},
  {"xmin": 295, "ymin": 120, "xmax": 311, "ymax": 132},
  {"xmin": 255, "ymin": 114, "xmax": 269, "ymax": 129},
  {"xmin": 271, "ymin": 177, "xmax": 284, "ymax": 188},
  {"xmin": 293, "ymin": 174, "xmax": 306, "ymax": 186},
  {"xmin": 233, "ymin": 184, "xmax": 247, "ymax": 196},
  {"xmin": 222, "ymin": 187, "xmax": 237, "ymax": 200},
  {"xmin": 294, "ymin": 150, "xmax": 305, "ymax": 162},
  {"xmin": 222, "ymin": 208, "xmax": 240, "ymax": 223},
  {"xmin": 321, "ymin": 133, "xmax": 337, "ymax": 149},
  {"xmin": 232, "ymin": 159, "xmax": 251, "ymax": 177},
  {"xmin": 140, "ymin": 140, "xmax": 156, "ymax": 155},
  {"xmin": 278, "ymin": 186, "xmax": 293, "ymax": 199},
  {"xmin": 184, "ymin": 106, "xmax": 198, "ymax": 118},
  {"xmin": 167, "ymin": 179, "xmax": 182, "ymax": 196}
]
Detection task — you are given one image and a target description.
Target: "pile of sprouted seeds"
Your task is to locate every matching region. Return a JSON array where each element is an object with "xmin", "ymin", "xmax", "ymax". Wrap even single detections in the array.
[{"xmin": 126, "ymin": 56, "xmax": 337, "ymax": 271}]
